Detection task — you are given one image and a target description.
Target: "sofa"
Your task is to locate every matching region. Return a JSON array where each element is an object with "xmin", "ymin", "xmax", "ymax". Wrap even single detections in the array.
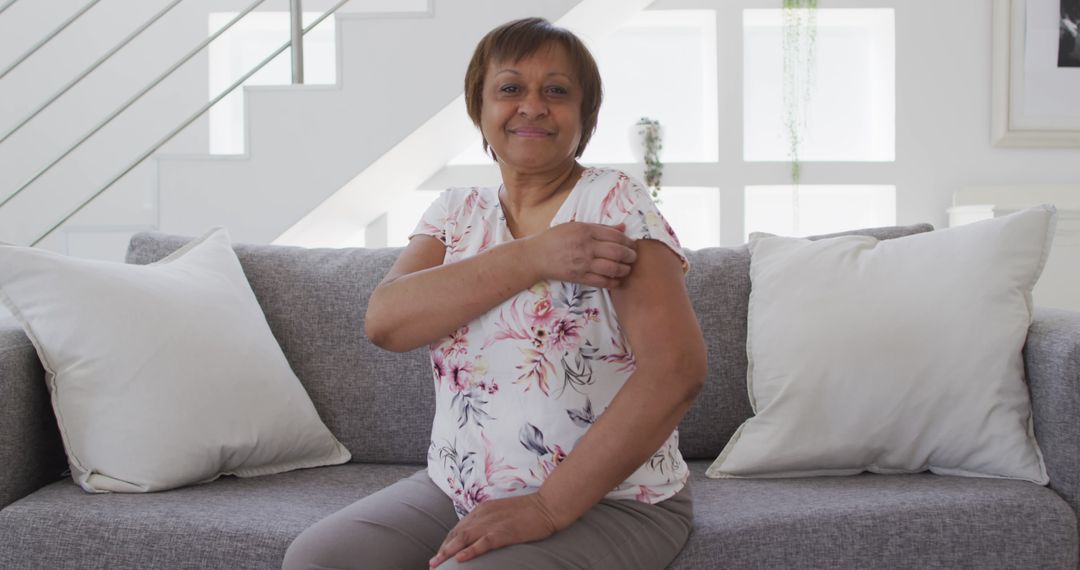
[{"xmin": 1, "ymin": 223, "xmax": 1078, "ymax": 569}]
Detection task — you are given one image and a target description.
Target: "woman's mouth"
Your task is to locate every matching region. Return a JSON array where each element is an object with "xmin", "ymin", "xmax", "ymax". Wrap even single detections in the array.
[{"xmin": 510, "ymin": 128, "xmax": 552, "ymax": 138}]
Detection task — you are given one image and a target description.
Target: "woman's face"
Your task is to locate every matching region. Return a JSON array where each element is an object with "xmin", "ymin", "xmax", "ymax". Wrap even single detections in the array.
[{"xmin": 480, "ymin": 42, "xmax": 584, "ymax": 173}]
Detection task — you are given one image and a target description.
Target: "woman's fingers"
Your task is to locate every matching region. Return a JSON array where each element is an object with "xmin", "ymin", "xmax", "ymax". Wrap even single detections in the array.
[
  {"xmin": 534, "ymin": 222, "xmax": 636, "ymax": 288},
  {"xmin": 583, "ymin": 272, "xmax": 623, "ymax": 290},
  {"xmin": 591, "ymin": 240, "xmax": 637, "ymax": 265},
  {"xmin": 453, "ymin": 535, "xmax": 494, "ymax": 563},
  {"xmin": 591, "ymin": 258, "xmax": 632, "ymax": 279},
  {"xmin": 589, "ymin": 223, "xmax": 636, "ymax": 250},
  {"xmin": 431, "ymin": 531, "xmax": 468, "ymax": 568},
  {"xmin": 583, "ymin": 227, "xmax": 637, "ymax": 289},
  {"xmin": 431, "ymin": 528, "xmax": 499, "ymax": 566}
]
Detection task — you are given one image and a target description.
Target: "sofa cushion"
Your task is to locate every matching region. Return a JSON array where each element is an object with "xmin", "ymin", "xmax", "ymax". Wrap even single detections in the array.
[
  {"xmin": 0, "ymin": 461, "xmax": 1072, "ymax": 569},
  {"xmin": 0, "ymin": 463, "xmax": 425, "ymax": 570},
  {"xmin": 126, "ymin": 234, "xmax": 433, "ymax": 464},
  {"xmin": 672, "ymin": 464, "xmax": 1076, "ymax": 569},
  {"xmin": 0, "ymin": 227, "xmax": 351, "ymax": 493},
  {"xmin": 678, "ymin": 223, "xmax": 934, "ymax": 460},
  {"xmin": 708, "ymin": 206, "xmax": 1055, "ymax": 483},
  {"xmin": 126, "ymin": 225, "xmax": 934, "ymax": 466}
]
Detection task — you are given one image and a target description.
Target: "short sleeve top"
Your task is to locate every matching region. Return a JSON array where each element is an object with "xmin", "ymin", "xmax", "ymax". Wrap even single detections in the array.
[{"xmin": 408, "ymin": 166, "xmax": 691, "ymax": 520}]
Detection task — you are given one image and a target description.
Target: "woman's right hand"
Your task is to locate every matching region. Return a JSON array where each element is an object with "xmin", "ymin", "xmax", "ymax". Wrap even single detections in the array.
[{"xmin": 523, "ymin": 222, "xmax": 638, "ymax": 288}]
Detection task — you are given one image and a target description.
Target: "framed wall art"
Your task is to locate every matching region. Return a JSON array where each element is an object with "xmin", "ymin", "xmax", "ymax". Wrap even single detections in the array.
[{"xmin": 992, "ymin": 0, "xmax": 1080, "ymax": 146}]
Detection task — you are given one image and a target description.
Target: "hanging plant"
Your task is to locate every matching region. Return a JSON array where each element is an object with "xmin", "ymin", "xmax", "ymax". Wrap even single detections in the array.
[
  {"xmin": 635, "ymin": 117, "xmax": 664, "ymax": 204},
  {"xmin": 782, "ymin": 0, "xmax": 818, "ymax": 186}
]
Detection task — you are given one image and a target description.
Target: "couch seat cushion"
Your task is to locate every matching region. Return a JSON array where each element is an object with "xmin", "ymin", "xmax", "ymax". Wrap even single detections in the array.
[
  {"xmin": 1, "ymin": 461, "xmax": 1074, "ymax": 569},
  {"xmin": 0, "ymin": 463, "xmax": 424, "ymax": 570},
  {"xmin": 671, "ymin": 464, "xmax": 1077, "ymax": 569}
]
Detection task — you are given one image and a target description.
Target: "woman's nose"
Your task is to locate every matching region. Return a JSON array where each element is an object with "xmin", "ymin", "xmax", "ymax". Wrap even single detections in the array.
[{"xmin": 518, "ymin": 90, "xmax": 548, "ymax": 119}]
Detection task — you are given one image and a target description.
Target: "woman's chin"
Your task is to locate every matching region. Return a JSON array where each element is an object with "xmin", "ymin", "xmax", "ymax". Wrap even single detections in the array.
[{"xmin": 496, "ymin": 151, "xmax": 575, "ymax": 173}]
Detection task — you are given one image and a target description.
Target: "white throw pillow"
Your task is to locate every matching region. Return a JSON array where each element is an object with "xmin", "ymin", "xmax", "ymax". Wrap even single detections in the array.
[
  {"xmin": 707, "ymin": 205, "xmax": 1056, "ymax": 484},
  {"xmin": 0, "ymin": 227, "xmax": 351, "ymax": 493}
]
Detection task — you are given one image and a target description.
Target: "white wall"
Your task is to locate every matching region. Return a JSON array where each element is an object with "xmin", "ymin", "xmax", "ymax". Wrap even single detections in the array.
[
  {"xmin": 884, "ymin": 0, "xmax": 1080, "ymax": 230},
  {"xmin": 2, "ymin": 0, "xmax": 1077, "ymax": 252},
  {"xmin": 0, "ymin": 0, "xmax": 427, "ymax": 253}
]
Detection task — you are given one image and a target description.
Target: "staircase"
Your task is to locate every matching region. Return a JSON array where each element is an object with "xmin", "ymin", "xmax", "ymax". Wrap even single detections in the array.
[
  {"xmin": 157, "ymin": 0, "xmax": 586, "ymax": 247},
  {"xmin": 0, "ymin": 0, "xmax": 650, "ymax": 260}
]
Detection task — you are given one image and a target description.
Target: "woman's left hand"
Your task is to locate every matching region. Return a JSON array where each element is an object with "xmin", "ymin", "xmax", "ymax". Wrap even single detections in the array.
[{"xmin": 429, "ymin": 492, "xmax": 561, "ymax": 568}]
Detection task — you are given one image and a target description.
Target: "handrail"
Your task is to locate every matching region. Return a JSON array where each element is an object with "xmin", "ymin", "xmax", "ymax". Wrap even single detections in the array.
[
  {"xmin": 0, "ymin": 0, "xmax": 18, "ymax": 17},
  {"xmin": 30, "ymin": 0, "xmax": 353, "ymax": 247},
  {"xmin": 0, "ymin": 0, "xmax": 269, "ymax": 212},
  {"xmin": 0, "ymin": 0, "xmax": 185, "ymax": 146},
  {"xmin": 0, "ymin": 0, "xmax": 103, "ymax": 81},
  {"xmin": 290, "ymin": 0, "xmax": 304, "ymax": 84}
]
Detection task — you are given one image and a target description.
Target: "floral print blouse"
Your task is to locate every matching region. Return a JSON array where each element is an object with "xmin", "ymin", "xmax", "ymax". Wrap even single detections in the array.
[{"xmin": 408, "ymin": 166, "xmax": 691, "ymax": 520}]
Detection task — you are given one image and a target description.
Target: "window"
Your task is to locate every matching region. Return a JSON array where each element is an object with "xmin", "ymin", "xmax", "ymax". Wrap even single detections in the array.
[
  {"xmin": 744, "ymin": 185, "xmax": 896, "ymax": 239},
  {"xmin": 740, "ymin": 7, "xmax": 897, "ymax": 239},
  {"xmin": 656, "ymin": 187, "xmax": 721, "ymax": 249},
  {"xmin": 743, "ymin": 8, "xmax": 895, "ymax": 162},
  {"xmin": 408, "ymin": 4, "xmax": 898, "ymax": 249}
]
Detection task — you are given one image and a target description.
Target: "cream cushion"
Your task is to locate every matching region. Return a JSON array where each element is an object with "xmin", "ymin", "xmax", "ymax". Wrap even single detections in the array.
[
  {"xmin": 0, "ymin": 227, "xmax": 351, "ymax": 493},
  {"xmin": 707, "ymin": 205, "xmax": 1057, "ymax": 484}
]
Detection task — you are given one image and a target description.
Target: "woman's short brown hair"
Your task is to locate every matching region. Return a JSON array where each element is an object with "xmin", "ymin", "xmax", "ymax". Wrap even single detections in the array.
[{"xmin": 464, "ymin": 17, "xmax": 603, "ymax": 161}]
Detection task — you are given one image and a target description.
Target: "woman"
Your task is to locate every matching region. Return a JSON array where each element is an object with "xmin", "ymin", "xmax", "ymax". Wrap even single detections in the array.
[{"xmin": 283, "ymin": 17, "xmax": 706, "ymax": 570}]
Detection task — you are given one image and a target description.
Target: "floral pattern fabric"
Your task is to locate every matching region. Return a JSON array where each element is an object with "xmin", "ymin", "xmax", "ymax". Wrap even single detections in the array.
[{"xmin": 408, "ymin": 167, "xmax": 691, "ymax": 520}]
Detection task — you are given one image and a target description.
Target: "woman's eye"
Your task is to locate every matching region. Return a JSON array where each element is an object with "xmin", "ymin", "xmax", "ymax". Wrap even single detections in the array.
[
  {"xmin": 546, "ymin": 86, "xmax": 568, "ymax": 95},
  {"xmin": 499, "ymin": 85, "xmax": 519, "ymax": 94}
]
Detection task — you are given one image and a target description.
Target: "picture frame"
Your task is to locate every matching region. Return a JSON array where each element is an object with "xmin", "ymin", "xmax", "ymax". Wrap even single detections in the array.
[{"xmin": 992, "ymin": 0, "xmax": 1080, "ymax": 147}]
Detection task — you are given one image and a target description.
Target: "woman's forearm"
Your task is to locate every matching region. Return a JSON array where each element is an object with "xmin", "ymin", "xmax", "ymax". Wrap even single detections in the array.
[
  {"xmin": 535, "ymin": 362, "xmax": 703, "ymax": 531},
  {"xmin": 365, "ymin": 239, "xmax": 540, "ymax": 352}
]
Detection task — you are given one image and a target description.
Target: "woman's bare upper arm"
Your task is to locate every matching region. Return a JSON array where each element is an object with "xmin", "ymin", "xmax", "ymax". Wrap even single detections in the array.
[
  {"xmin": 378, "ymin": 235, "xmax": 447, "ymax": 287},
  {"xmin": 608, "ymin": 239, "xmax": 705, "ymax": 379}
]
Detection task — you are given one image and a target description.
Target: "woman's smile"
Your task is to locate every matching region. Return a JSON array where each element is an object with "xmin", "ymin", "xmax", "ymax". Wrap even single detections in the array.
[{"xmin": 510, "ymin": 127, "xmax": 553, "ymax": 138}]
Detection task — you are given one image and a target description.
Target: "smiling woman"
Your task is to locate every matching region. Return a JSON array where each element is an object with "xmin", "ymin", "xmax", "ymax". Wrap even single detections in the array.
[{"xmin": 283, "ymin": 17, "xmax": 706, "ymax": 570}]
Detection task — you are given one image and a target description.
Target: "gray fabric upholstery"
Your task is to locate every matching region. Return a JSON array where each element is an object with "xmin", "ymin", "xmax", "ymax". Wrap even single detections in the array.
[
  {"xmin": 0, "ymin": 324, "xmax": 68, "ymax": 511},
  {"xmin": 125, "ymin": 235, "xmax": 433, "ymax": 464},
  {"xmin": 4, "ymin": 222, "xmax": 1079, "ymax": 570},
  {"xmin": 673, "ymin": 462, "xmax": 1076, "ymax": 570},
  {"xmin": 123, "ymin": 224, "xmax": 934, "ymax": 465},
  {"xmin": 0, "ymin": 462, "xmax": 423, "ymax": 570},
  {"xmin": 1026, "ymin": 307, "xmax": 1080, "ymax": 540},
  {"xmin": 0, "ymin": 461, "xmax": 1073, "ymax": 570}
]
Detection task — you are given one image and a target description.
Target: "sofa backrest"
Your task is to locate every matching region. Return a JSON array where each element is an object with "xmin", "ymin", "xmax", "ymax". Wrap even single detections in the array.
[{"xmin": 126, "ymin": 223, "xmax": 932, "ymax": 463}]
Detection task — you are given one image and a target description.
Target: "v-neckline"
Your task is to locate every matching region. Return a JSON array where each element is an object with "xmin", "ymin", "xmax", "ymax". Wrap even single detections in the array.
[{"xmin": 496, "ymin": 167, "xmax": 591, "ymax": 241}]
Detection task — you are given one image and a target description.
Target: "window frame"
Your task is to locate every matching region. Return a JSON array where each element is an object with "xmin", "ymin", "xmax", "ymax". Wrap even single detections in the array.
[{"xmin": 425, "ymin": 0, "xmax": 901, "ymax": 247}]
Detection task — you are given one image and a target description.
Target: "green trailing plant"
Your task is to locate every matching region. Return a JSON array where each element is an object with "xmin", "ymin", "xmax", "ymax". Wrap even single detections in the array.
[
  {"xmin": 636, "ymin": 117, "xmax": 663, "ymax": 203},
  {"xmin": 782, "ymin": 0, "xmax": 818, "ymax": 187}
]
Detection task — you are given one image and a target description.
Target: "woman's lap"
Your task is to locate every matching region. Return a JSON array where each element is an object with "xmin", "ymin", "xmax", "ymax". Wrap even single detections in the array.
[{"xmin": 282, "ymin": 468, "xmax": 693, "ymax": 570}]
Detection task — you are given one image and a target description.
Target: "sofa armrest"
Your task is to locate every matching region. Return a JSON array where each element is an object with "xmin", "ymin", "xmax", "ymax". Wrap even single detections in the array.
[
  {"xmin": 0, "ymin": 323, "xmax": 68, "ymax": 510},
  {"xmin": 1026, "ymin": 308, "xmax": 1080, "ymax": 517}
]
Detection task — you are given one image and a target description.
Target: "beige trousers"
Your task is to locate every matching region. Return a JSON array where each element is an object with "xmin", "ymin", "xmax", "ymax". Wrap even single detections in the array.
[{"xmin": 282, "ymin": 468, "xmax": 694, "ymax": 570}]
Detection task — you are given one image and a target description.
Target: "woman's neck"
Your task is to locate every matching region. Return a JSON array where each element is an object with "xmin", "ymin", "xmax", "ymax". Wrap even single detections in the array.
[{"xmin": 498, "ymin": 161, "xmax": 584, "ymax": 217}]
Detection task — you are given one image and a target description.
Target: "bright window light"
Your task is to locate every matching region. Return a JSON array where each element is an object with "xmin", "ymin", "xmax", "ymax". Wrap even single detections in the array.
[
  {"xmin": 208, "ymin": 12, "xmax": 335, "ymax": 155},
  {"xmin": 744, "ymin": 185, "xmax": 896, "ymax": 240},
  {"xmin": 743, "ymin": 9, "xmax": 895, "ymax": 162},
  {"xmin": 449, "ymin": 10, "xmax": 718, "ymax": 165},
  {"xmin": 654, "ymin": 187, "xmax": 720, "ymax": 249}
]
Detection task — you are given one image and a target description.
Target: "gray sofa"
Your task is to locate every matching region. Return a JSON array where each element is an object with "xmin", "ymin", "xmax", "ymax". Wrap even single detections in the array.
[{"xmin": 1, "ymin": 223, "xmax": 1078, "ymax": 569}]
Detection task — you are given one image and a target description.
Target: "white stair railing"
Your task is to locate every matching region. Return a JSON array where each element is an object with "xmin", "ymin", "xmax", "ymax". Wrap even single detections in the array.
[{"xmin": 0, "ymin": 0, "xmax": 350, "ymax": 247}]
